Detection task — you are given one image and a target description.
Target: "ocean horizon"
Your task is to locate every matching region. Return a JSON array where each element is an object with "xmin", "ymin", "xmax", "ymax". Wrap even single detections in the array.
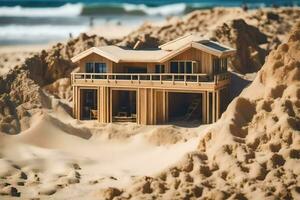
[{"xmin": 0, "ymin": 0, "xmax": 299, "ymax": 45}]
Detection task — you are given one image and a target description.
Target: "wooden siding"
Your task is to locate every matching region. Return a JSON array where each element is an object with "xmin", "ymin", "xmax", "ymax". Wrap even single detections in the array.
[
  {"xmin": 78, "ymin": 53, "xmax": 113, "ymax": 73},
  {"xmin": 77, "ymin": 47, "xmax": 214, "ymax": 75}
]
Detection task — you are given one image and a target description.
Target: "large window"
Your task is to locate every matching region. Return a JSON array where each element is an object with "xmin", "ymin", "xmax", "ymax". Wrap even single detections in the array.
[
  {"xmin": 86, "ymin": 63, "xmax": 94, "ymax": 73},
  {"xmin": 155, "ymin": 64, "xmax": 165, "ymax": 73},
  {"xmin": 170, "ymin": 61, "xmax": 196, "ymax": 73},
  {"xmin": 170, "ymin": 62, "xmax": 179, "ymax": 73},
  {"xmin": 213, "ymin": 58, "xmax": 227, "ymax": 74},
  {"xmin": 85, "ymin": 62, "xmax": 107, "ymax": 73}
]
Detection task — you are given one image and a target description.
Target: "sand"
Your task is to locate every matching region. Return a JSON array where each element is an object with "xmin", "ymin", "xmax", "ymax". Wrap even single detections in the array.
[
  {"xmin": 0, "ymin": 7, "xmax": 299, "ymax": 200},
  {"xmin": 110, "ymin": 23, "xmax": 300, "ymax": 200},
  {"xmin": 87, "ymin": 23, "xmax": 140, "ymax": 40},
  {"xmin": 0, "ymin": 22, "xmax": 137, "ymax": 76},
  {"xmin": 0, "ymin": 100, "xmax": 208, "ymax": 199},
  {"xmin": 0, "ymin": 44, "xmax": 47, "ymax": 76}
]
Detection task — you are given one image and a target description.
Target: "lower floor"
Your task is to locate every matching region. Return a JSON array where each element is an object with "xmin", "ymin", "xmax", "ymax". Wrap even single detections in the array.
[{"xmin": 73, "ymin": 86, "xmax": 229, "ymax": 125}]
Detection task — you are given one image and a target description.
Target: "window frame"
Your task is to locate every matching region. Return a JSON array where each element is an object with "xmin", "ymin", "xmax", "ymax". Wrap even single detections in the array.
[
  {"xmin": 155, "ymin": 64, "xmax": 165, "ymax": 73},
  {"xmin": 85, "ymin": 62, "xmax": 107, "ymax": 73},
  {"xmin": 169, "ymin": 60, "xmax": 197, "ymax": 74}
]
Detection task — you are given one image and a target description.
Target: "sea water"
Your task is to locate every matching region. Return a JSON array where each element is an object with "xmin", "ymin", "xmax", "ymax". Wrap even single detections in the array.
[{"xmin": 0, "ymin": 0, "xmax": 299, "ymax": 45}]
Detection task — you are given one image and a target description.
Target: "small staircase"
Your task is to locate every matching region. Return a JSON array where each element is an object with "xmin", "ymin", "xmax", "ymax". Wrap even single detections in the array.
[{"xmin": 184, "ymin": 96, "xmax": 201, "ymax": 121}]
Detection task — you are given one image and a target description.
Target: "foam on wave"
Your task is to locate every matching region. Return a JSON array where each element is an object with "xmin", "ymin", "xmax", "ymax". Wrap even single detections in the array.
[
  {"xmin": 0, "ymin": 3, "xmax": 83, "ymax": 17},
  {"xmin": 123, "ymin": 3, "xmax": 186, "ymax": 16}
]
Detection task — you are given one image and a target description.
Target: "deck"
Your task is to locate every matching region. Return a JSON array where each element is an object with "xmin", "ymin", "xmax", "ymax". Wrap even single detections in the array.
[{"xmin": 71, "ymin": 72, "xmax": 230, "ymax": 91}]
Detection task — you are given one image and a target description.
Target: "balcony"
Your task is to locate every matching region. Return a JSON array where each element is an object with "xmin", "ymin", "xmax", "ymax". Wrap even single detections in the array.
[{"xmin": 71, "ymin": 72, "xmax": 230, "ymax": 90}]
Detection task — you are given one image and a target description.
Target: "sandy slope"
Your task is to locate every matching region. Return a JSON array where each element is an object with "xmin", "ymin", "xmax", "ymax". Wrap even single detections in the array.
[
  {"xmin": 0, "ymin": 100, "xmax": 209, "ymax": 199},
  {"xmin": 109, "ymin": 23, "xmax": 300, "ymax": 200}
]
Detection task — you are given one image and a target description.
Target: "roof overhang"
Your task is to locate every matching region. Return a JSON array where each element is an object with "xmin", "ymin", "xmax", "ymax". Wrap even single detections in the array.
[
  {"xmin": 159, "ymin": 43, "xmax": 192, "ymax": 63},
  {"xmin": 159, "ymin": 41, "xmax": 236, "ymax": 62},
  {"xmin": 71, "ymin": 40, "xmax": 236, "ymax": 64},
  {"xmin": 191, "ymin": 42, "xmax": 236, "ymax": 57},
  {"xmin": 71, "ymin": 47, "xmax": 120, "ymax": 63}
]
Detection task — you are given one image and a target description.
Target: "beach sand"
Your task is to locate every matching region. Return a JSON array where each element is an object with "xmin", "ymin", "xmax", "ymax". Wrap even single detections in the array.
[
  {"xmin": 0, "ymin": 7, "xmax": 299, "ymax": 200},
  {"xmin": 0, "ymin": 44, "xmax": 48, "ymax": 75},
  {"xmin": 0, "ymin": 104, "xmax": 208, "ymax": 199},
  {"xmin": 0, "ymin": 22, "xmax": 138, "ymax": 76}
]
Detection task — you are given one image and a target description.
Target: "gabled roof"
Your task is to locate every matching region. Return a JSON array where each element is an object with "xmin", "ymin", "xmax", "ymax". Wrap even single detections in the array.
[
  {"xmin": 71, "ymin": 46, "xmax": 170, "ymax": 63},
  {"xmin": 159, "ymin": 34, "xmax": 204, "ymax": 51},
  {"xmin": 71, "ymin": 34, "xmax": 236, "ymax": 63}
]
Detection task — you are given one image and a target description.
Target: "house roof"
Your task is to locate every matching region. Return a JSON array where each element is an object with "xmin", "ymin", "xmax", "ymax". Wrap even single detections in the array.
[
  {"xmin": 159, "ymin": 34, "xmax": 204, "ymax": 51},
  {"xmin": 71, "ymin": 34, "xmax": 236, "ymax": 63}
]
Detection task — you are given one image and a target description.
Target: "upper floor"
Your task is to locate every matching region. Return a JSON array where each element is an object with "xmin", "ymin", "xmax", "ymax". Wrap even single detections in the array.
[{"xmin": 71, "ymin": 34, "xmax": 235, "ymax": 90}]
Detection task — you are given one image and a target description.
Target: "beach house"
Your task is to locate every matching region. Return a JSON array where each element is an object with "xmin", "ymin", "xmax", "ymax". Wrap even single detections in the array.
[{"xmin": 71, "ymin": 34, "xmax": 235, "ymax": 125}]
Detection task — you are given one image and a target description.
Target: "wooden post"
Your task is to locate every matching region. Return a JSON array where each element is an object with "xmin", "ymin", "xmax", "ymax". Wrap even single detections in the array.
[
  {"xmin": 165, "ymin": 91, "xmax": 169, "ymax": 123},
  {"xmin": 216, "ymin": 90, "xmax": 220, "ymax": 120},
  {"xmin": 105, "ymin": 87, "xmax": 109, "ymax": 123},
  {"xmin": 98, "ymin": 87, "xmax": 100, "ymax": 122},
  {"xmin": 109, "ymin": 88, "xmax": 112, "ymax": 123},
  {"xmin": 202, "ymin": 92, "xmax": 207, "ymax": 124},
  {"xmin": 153, "ymin": 90, "xmax": 156, "ymax": 125},
  {"xmin": 162, "ymin": 90, "xmax": 166, "ymax": 124},
  {"xmin": 137, "ymin": 88, "xmax": 140, "ymax": 124},
  {"xmin": 73, "ymin": 86, "xmax": 76, "ymax": 118},
  {"xmin": 77, "ymin": 88, "xmax": 81, "ymax": 120},
  {"xmin": 206, "ymin": 91, "xmax": 210, "ymax": 123},
  {"xmin": 150, "ymin": 88, "xmax": 154, "ymax": 125},
  {"xmin": 144, "ymin": 89, "xmax": 147, "ymax": 124},
  {"xmin": 212, "ymin": 91, "xmax": 216, "ymax": 122}
]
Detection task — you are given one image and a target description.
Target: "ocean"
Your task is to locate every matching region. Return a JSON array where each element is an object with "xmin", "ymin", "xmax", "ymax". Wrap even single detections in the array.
[{"xmin": 0, "ymin": 0, "xmax": 299, "ymax": 45}]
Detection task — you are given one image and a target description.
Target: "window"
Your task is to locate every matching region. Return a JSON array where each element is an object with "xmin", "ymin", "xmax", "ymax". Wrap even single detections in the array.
[
  {"xmin": 95, "ymin": 63, "xmax": 106, "ymax": 73},
  {"xmin": 186, "ymin": 62, "xmax": 192, "ymax": 73},
  {"xmin": 127, "ymin": 67, "xmax": 147, "ymax": 73},
  {"xmin": 221, "ymin": 58, "xmax": 227, "ymax": 72},
  {"xmin": 155, "ymin": 64, "xmax": 165, "ymax": 73},
  {"xmin": 170, "ymin": 62, "xmax": 179, "ymax": 73},
  {"xmin": 85, "ymin": 62, "xmax": 106, "ymax": 73},
  {"xmin": 213, "ymin": 58, "xmax": 227, "ymax": 74},
  {"xmin": 86, "ymin": 63, "xmax": 94, "ymax": 73},
  {"xmin": 170, "ymin": 61, "xmax": 195, "ymax": 73},
  {"xmin": 179, "ymin": 62, "xmax": 185, "ymax": 73}
]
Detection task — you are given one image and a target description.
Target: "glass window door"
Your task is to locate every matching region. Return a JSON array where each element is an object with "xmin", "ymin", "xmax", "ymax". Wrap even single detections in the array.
[
  {"xmin": 95, "ymin": 63, "xmax": 107, "ymax": 73},
  {"xmin": 170, "ymin": 61, "xmax": 195, "ymax": 74},
  {"xmin": 155, "ymin": 64, "xmax": 165, "ymax": 73},
  {"xmin": 86, "ymin": 63, "xmax": 94, "ymax": 73},
  {"xmin": 170, "ymin": 62, "xmax": 179, "ymax": 73}
]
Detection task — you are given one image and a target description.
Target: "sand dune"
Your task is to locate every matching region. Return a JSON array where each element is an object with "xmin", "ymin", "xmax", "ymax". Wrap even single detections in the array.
[
  {"xmin": 109, "ymin": 23, "xmax": 300, "ymax": 200},
  {"xmin": 0, "ymin": 101, "xmax": 208, "ymax": 199}
]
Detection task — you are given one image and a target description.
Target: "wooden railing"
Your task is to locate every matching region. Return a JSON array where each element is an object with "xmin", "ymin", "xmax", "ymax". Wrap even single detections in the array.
[{"xmin": 71, "ymin": 72, "xmax": 230, "ymax": 86}]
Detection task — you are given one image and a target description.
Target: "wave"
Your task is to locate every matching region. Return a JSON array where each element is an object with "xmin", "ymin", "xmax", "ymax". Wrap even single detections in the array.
[
  {"xmin": 0, "ymin": 1, "xmax": 298, "ymax": 18},
  {"xmin": 80, "ymin": 3, "xmax": 187, "ymax": 16},
  {"xmin": 123, "ymin": 3, "xmax": 186, "ymax": 16},
  {"xmin": 0, "ymin": 3, "xmax": 83, "ymax": 17},
  {"xmin": 0, "ymin": 24, "xmax": 87, "ymax": 40}
]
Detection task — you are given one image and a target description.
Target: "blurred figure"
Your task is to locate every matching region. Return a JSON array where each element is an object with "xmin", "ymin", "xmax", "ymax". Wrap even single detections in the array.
[{"xmin": 89, "ymin": 17, "xmax": 94, "ymax": 28}]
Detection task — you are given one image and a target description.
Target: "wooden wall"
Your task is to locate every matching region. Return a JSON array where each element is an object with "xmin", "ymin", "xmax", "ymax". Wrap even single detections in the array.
[
  {"xmin": 78, "ymin": 53, "xmax": 113, "ymax": 73},
  {"xmin": 169, "ymin": 47, "xmax": 213, "ymax": 74},
  {"xmin": 113, "ymin": 62, "xmax": 156, "ymax": 73},
  {"xmin": 76, "ymin": 47, "xmax": 214, "ymax": 75},
  {"xmin": 73, "ymin": 86, "xmax": 227, "ymax": 125}
]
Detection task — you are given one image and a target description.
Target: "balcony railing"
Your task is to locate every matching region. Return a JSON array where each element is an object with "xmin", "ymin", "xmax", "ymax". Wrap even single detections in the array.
[{"xmin": 71, "ymin": 72, "xmax": 230, "ymax": 88}]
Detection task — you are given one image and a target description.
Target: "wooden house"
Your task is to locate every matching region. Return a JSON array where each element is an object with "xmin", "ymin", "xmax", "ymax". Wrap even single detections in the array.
[{"xmin": 71, "ymin": 34, "xmax": 235, "ymax": 124}]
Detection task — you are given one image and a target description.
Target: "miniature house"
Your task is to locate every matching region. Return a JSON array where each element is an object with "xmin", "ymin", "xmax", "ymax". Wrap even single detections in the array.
[{"xmin": 71, "ymin": 34, "xmax": 235, "ymax": 125}]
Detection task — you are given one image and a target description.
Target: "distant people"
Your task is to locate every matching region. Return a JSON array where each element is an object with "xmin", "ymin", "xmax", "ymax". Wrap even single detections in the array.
[
  {"xmin": 69, "ymin": 33, "xmax": 73, "ymax": 39},
  {"xmin": 242, "ymin": 3, "xmax": 248, "ymax": 12},
  {"xmin": 89, "ymin": 17, "xmax": 94, "ymax": 28}
]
